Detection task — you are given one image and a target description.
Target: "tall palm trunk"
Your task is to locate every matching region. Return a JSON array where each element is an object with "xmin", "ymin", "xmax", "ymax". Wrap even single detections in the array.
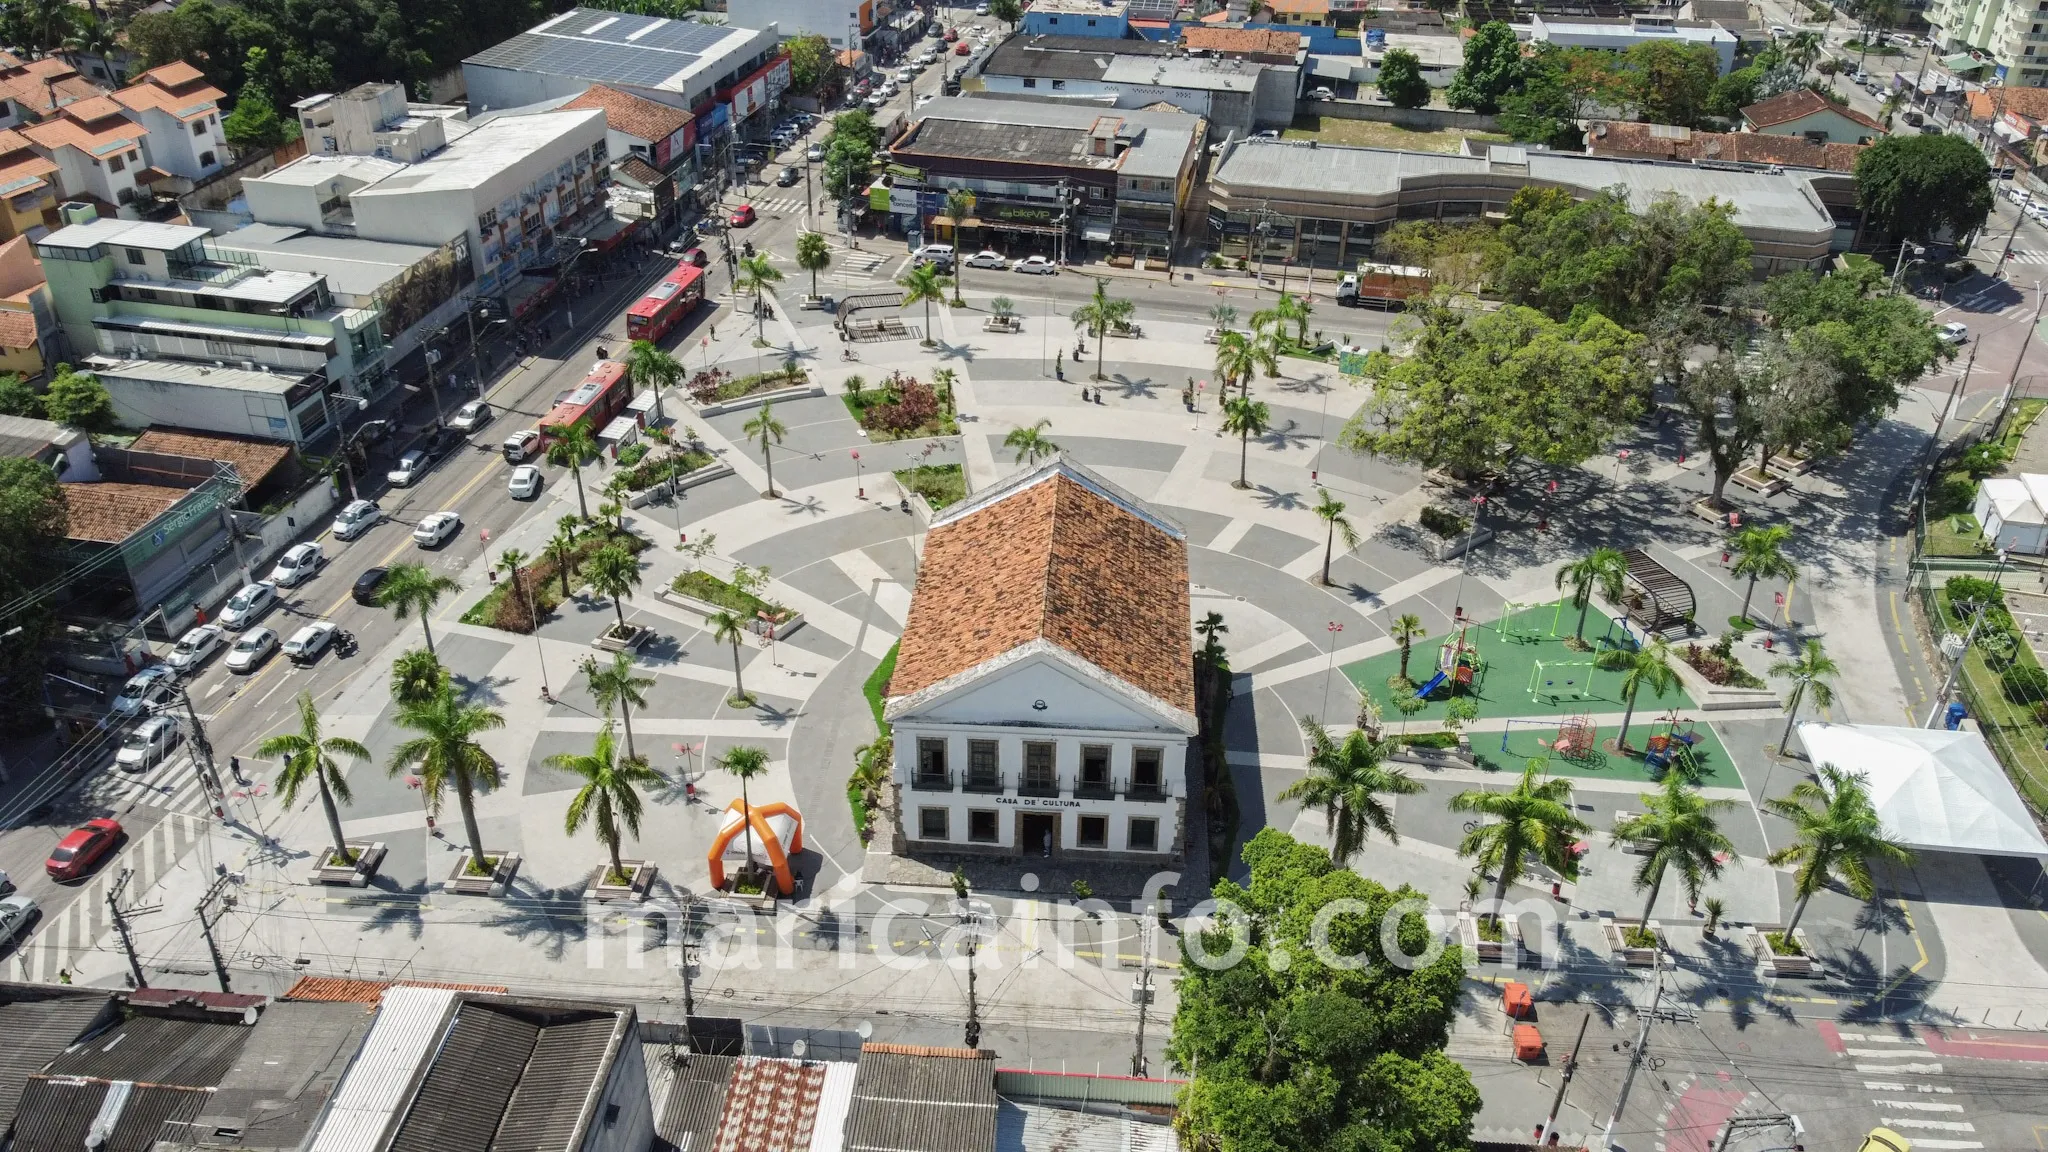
[
  {"xmin": 1095, "ymin": 327, "xmax": 1106, "ymax": 382},
  {"xmin": 317, "ymin": 771, "xmax": 349, "ymax": 860},
  {"xmin": 1239, "ymin": 426, "xmax": 1251, "ymax": 487},
  {"xmin": 420, "ymin": 616, "xmax": 437, "ymax": 657},
  {"xmin": 571, "ymin": 460, "xmax": 590, "ymax": 520},
  {"xmin": 762, "ymin": 442, "xmax": 775, "ymax": 496},
  {"xmin": 612, "ymin": 594, "xmax": 627, "ymax": 632},
  {"xmin": 1574, "ymin": 588, "xmax": 1592, "ymax": 641},
  {"xmin": 1783, "ymin": 887, "xmax": 1813, "ymax": 936},
  {"xmin": 730, "ymin": 636, "xmax": 747, "ymax": 700},
  {"xmin": 456, "ymin": 768, "xmax": 488, "ymax": 869},
  {"xmin": 1778, "ymin": 685, "xmax": 1806, "ymax": 757},
  {"xmin": 1638, "ymin": 860, "xmax": 1666, "ymax": 926},
  {"xmin": 1618, "ymin": 683, "xmax": 1640, "ymax": 750},
  {"xmin": 618, "ymin": 700, "xmax": 638, "ymax": 762},
  {"xmin": 1741, "ymin": 574, "xmax": 1759, "ymax": 622},
  {"xmin": 1486, "ymin": 842, "xmax": 1514, "ymax": 927},
  {"xmin": 606, "ymin": 805, "xmax": 626, "ymax": 880},
  {"xmin": 1322, "ymin": 523, "xmax": 1335, "ymax": 585}
]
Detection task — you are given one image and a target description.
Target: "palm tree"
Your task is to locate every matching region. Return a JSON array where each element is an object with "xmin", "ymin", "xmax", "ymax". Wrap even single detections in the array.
[
  {"xmin": 17, "ymin": 0, "xmax": 73, "ymax": 52},
  {"xmin": 495, "ymin": 547, "xmax": 535, "ymax": 629},
  {"xmin": 744, "ymin": 402, "xmax": 787, "ymax": 498},
  {"xmin": 897, "ymin": 261, "xmax": 952, "ymax": 347},
  {"xmin": 257, "ymin": 691, "xmax": 369, "ymax": 864},
  {"xmin": 1596, "ymin": 637, "xmax": 1679, "ymax": 751},
  {"xmin": 720, "ymin": 745, "xmax": 772, "ymax": 886},
  {"xmin": 389, "ymin": 680, "xmax": 507, "ymax": 871},
  {"xmin": 61, "ymin": 10, "xmax": 118, "ymax": 83},
  {"xmin": 1450, "ymin": 761, "xmax": 1591, "ymax": 924},
  {"xmin": 584, "ymin": 544, "xmax": 643, "ymax": 633},
  {"xmin": 1004, "ymin": 418, "xmax": 1058, "ymax": 466},
  {"xmin": 1764, "ymin": 764, "xmax": 1915, "ymax": 937},
  {"xmin": 1221, "ymin": 395, "xmax": 1270, "ymax": 489},
  {"xmin": 795, "ymin": 230, "xmax": 831, "ymax": 297},
  {"xmin": 1770, "ymin": 639, "xmax": 1839, "ymax": 759},
  {"xmin": 1392, "ymin": 613, "xmax": 1426, "ymax": 683},
  {"xmin": 1730, "ymin": 524, "xmax": 1797, "ymax": 624},
  {"xmin": 390, "ymin": 648, "xmax": 447, "ymax": 707},
  {"xmin": 1280, "ymin": 717, "xmax": 1422, "ymax": 864},
  {"xmin": 550, "ymin": 720, "xmax": 663, "ymax": 884},
  {"xmin": 1613, "ymin": 774, "xmax": 1736, "ymax": 925},
  {"xmin": 377, "ymin": 563, "xmax": 460, "ymax": 655},
  {"xmin": 932, "ymin": 367, "xmax": 958, "ymax": 415},
  {"xmin": 1555, "ymin": 548, "xmax": 1629, "ymax": 645},
  {"xmin": 545, "ymin": 524, "xmax": 579, "ymax": 599},
  {"xmin": 736, "ymin": 253, "xmax": 784, "ymax": 339},
  {"xmin": 1214, "ymin": 328, "xmax": 1277, "ymax": 396},
  {"xmin": 1210, "ymin": 301, "xmax": 1238, "ymax": 334},
  {"xmin": 1195, "ymin": 610, "xmax": 1229, "ymax": 669},
  {"xmin": 943, "ymin": 189, "xmax": 977, "ymax": 304},
  {"xmin": 710, "ymin": 609, "xmax": 752, "ymax": 705},
  {"xmin": 546, "ymin": 420, "xmax": 598, "ymax": 521},
  {"xmin": 1787, "ymin": 29, "xmax": 1824, "ymax": 74},
  {"xmin": 626, "ymin": 339, "xmax": 682, "ymax": 415},
  {"xmin": 583, "ymin": 649, "xmax": 654, "ymax": 761},
  {"xmin": 1069, "ymin": 278, "xmax": 1134, "ymax": 381},
  {"xmin": 1254, "ymin": 290, "xmax": 1312, "ymax": 345},
  {"xmin": 1312, "ymin": 487, "xmax": 1359, "ymax": 585},
  {"xmin": 848, "ymin": 734, "xmax": 891, "ymax": 833}
]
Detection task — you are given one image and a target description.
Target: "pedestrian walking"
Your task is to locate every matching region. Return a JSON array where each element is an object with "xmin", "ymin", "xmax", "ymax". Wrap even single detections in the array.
[{"xmin": 230, "ymin": 755, "xmax": 248, "ymax": 786}]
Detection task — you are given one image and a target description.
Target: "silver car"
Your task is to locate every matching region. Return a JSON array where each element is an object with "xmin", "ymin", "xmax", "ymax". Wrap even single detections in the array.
[
  {"xmin": 164, "ymin": 624, "xmax": 223, "ymax": 673},
  {"xmin": 225, "ymin": 627, "xmax": 279, "ymax": 673},
  {"xmin": 283, "ymin": 621, "xmax": 338, "ymax": 664},
  {"xmin": 115, "ymin": 715, "xmax": 180, "ymax": 772},
  {"xmin": 0, "ymin": 895, "xmax": 36, "ymax": 948},
  {"xmin": 331, "ymin": 498, "xmax": 382, "ymax": 540},
  {"xmin": 218, "ymin": 582, "xmax": 277, "ymax": 629},
  {"xmin": 387, "ymin": 449, "xmax": 430, "ymax": 487}
]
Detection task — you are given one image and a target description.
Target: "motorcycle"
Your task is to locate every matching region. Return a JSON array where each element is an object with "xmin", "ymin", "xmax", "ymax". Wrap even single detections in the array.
[{"xmin": 334, "ymin": 630, "xmax": 358, "ymax": 658}]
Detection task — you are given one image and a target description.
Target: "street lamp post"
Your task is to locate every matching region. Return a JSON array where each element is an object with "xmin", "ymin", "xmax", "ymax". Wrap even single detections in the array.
[{"xmin": 852, "ymin": 448, "xmax": 864, "ymax": 498}]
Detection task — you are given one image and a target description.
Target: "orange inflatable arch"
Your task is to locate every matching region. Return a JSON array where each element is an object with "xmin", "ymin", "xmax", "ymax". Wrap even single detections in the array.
[{"xmin": 707, "ymin": 799, "xmax": 803, "ymax": 896}]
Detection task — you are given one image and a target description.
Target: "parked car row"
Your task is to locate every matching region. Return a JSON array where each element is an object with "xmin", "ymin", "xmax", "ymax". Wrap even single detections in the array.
[{"xmin": 912, "ymin": 245, "xmax": 1058, "ymax": 275}]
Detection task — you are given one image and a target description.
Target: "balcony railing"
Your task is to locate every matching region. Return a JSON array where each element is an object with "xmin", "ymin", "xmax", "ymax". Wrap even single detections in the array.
[
  {"xmin": 1075, "ymin": 774, "xmax": 1114, "ymax": 800},
  {"xmin": 1018, "ymin": 773, "xmax": 1062, "ymax": 798},
  {"xmin": 1125, "ymin": 779, "xmax": 1169, "ymax": 802},
  {"xmin": 911, "ymin": 769, "xmax": 953, "ymax": 792},
  {"xmin": 963, "ymin": 771, "xmax": 1005, "ymax": 794}
]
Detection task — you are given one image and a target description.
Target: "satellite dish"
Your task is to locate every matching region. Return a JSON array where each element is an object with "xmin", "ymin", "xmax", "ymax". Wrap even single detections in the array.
[
  {"xmin": 791, "ymin": 1038, "xmax": 808, "ymax": 1058},
  {"xmin": 857, "ymin": 1020, "xmax": 874, "ymax": 1039}
]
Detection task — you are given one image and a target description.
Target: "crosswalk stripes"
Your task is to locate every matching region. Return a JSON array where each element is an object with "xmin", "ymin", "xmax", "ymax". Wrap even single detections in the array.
[
  {"xmin": 10, "ymin": 812, "xmax": 206, "ymax": 984},
  {"xmin": 734, "ymin": 196, "xmax": 810, "ymax": 214},
  {"xmin": 2006, "ymin": 251, "xmax": 2048, "ymax": 265},
  {"xmin": 80, "ymin": 754, "xmax": 215, "ymax": 819},
  {"xmin": 1841, "ymin": 1030, "xmax": 1985, "ymax": 1150}
]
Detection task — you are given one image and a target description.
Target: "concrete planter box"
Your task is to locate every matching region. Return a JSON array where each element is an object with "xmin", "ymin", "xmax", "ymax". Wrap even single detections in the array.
[
  {"xmin": 584, "ymin": 859, "xmax": 658, "ymax": 903},
  {"xmin": 624, "ymin": 462, "xmax": 735, "ymax": 508},
  {"xmin": 1692, "ymin": 498, "xmax": 1740, "ymax": 528},
  {"xmin": 799, "ymin": 294, "xmax": 834, "ymax": 311},
  {"xmin": 447, "ymin": 849, "xmax": 521, "ymax": 897},
  {"xmin": 1604, "ymin": 919, "xmax": 1665, "ymax": 967},
  {"xmin": 1669, "ymin": 648, "xmax": 1781, "ymax": 712},
  {"xmin": 1731, "ymin": 466, "xmax": 1789, "ymax": 496},
  {"xmin": 982, "ymin": 316, "xmax": 1021, "ymax": 333},
  {"xmin": 1423, "ymin": 524, "xmax": 1492, "ymax": 562},
  {"xmin": 1757, "ymin": 927, "xmax": 1816, "ymax": 976},
  {"xmin": 659, "ymin": 588, "xmax": 806, "ymax": 639},
  {"xmin": 594, "ymin": 622, "xmax": 652, "ymax": 652},
  {"xmin": 1459, "ymin": 911, "xmax": 1516, "ymax": 965},
  {"xmin": 1767, "ymin": 451, "xmax": 1815, "ymax": 477},
  {"xmin": 310, "ymin": 841, "xmax": 385, "ymax": 888},
  {"xmin": 696, "ymin": 383, "xmax": 825, "ymax": 417},
  {"xmin": 1389, "ymin": 743, "xmax": 1478, "ymax": 771},
  {"xmin": 722, "ymin": 883, "xmax": 779, "ymax": 911}
]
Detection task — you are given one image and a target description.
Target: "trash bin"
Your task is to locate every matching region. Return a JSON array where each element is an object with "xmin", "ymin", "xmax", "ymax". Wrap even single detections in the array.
[
  {"xmin": 1945, "ymin": 702, "xmax": 1967, "ymax": 730},
  {"xmin": 1513, "ymin": 1024, "xmax": 1544, "ymax": 1061},
  {"xmin": 1502, "ymin": 981, "xmax": 1533, "ymax": 1019}
]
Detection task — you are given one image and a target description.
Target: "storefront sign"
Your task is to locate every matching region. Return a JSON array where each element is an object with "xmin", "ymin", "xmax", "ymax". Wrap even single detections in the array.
[{"xmin": 994, "ymin": 796, "xmax": 1083, "ymax": 808}]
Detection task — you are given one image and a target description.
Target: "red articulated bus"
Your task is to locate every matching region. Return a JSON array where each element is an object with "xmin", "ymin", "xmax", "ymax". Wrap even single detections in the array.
[
  {"xmin": 625, "ymin": 263, "xmax": 706, "ymax": 343},
  {"xmin": 539, "ymin": 360, "xmax": 633, "ymax": 442}
]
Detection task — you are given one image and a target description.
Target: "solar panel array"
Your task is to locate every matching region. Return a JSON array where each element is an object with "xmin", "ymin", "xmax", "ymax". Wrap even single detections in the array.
[{"xmin": 467, "ymin": 6, "xmax": 734, "ymax": 88}]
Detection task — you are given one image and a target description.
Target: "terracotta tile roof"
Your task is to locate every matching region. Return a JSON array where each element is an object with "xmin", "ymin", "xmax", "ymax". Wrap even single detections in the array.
[
  {"xmin": 0, "ymin": 306, "xmax": 38, "ymax": 350},
  {"xmin": 61, "ymin": 95, "xmax": 127, "ymax": 123},
  {"xmin": 888, "ymin": 461, "xmax": 1196, "ymax": 716},
  {"xmin": 21, "ymin": 106, "xmax": 143, "ymax": 159},
  {"xmin": 281, "ymin": 976, "xmax": 510, "ymax": 1004},
  {"xmin": 1968, "ymin": 86, "xmax": 2048, "ymax": 122},
  {"xmin": 60, "ymin": 481, "xmax": 185, "ymax": 543},
  {"xmin": 1741, "ymin": 88, "xmax": 1885, "ymax": 133},
  {"xmin": 129, "ymin": 428, "xmax": 291, "ymax": 494},
  {"xmin": 0, "ymin": 134, "xmax": 58, "ymax": 197},
  {"xmin": 0, "ymin": 58, "xmax": 102, "ymax": 120},
  {"xmin": 613, "ymin": 155, "xmax": 666, "ymax": 187},
  {"xmin": 132, "ymin": 60, "xmax": 208, "ymax": 90},
  {"xmin": 713, "ymin": 1057, "xmax": 825, "ymax": 1152},
  {"xmin": 112, "ymin": 70, "xmax": 225, "ymax": 123},
  {"xmin": 564, "ymin": 83, "xmax": 689, "ymax": 146},
  {"xmin": 860, "ymin": 1043, "xmax": 988, "ymax": 1057},
  {"xmin": 1179, "ymin": 26, "xmax": 1306, "ymax": 57},
  {"xmin": 1586, "ymin": 119, "xmax": 1865, "ymax": 172}
]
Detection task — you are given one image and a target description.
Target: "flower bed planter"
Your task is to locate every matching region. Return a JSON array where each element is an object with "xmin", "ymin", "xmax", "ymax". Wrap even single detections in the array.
[
  {"xmin": 1388, "ymin": 743, "xmax": 1478, "ymax": 771},
  {"xmin": 584, "ymin": 859, "xmax": 658, "ymax": 903},
  {"xmin": 1669, "ymin": 648, "xmax": 1780, "ymax": 711},
  {"xmin": 1692, "ymin": 497, "xmax": 1740, "ymax": 527},
  {"xmin": 982, "ymin": 316, "xmax": 1021, "ymax": 333},
  {"xmin": 1604, "ymin": 919, "xmax": 1664, "ymax": 967},
  {"xmin": 1767, "ymin": 450, "xmax": 1815, "ymax": 477},
  {"xmin": 696, "ymin": 382, "xmax": 825, "ymax": 417},
  {"xmin": 662, "ymin": 588, "xmax": 807, "ymax": 640},
  {"xmin": 625, "ymin": 462, "xmax": 735, "ymax": 508},
  {"xmin": 1422, "ymin": 523, "xmax": 1492, "ymax": 562},
  {"xmin": 1757, "ymin": 927, "xmax": 1816, "ymax": 976},
  {"xmin": 1459, "ymin": 911, "xmax": 1517, "ymax": 965},
  {"xmin": 594, "ymin": 622, "xmax": 651, "ymax": 652},
  {"xmin": 1731, "ymin": 466, "xmax": 1789, "ymax": 496},
  {"xmin": 446, "ymin": 849, "xmax": 521, "ymax": 897},
  {"xmin": 310, "ymin": 841, "xmax": 386, "ymax": 888}
]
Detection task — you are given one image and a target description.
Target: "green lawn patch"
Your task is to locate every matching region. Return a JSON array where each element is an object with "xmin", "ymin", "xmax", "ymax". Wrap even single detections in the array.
[
  {"xmin": 618, "ymin": 445, "xmax": 717, "ymax": 492},
  {"xmin": 460, "ymin": 524, "xmax": 648, "ymax": 633},
  {"xmin": 894, "ymin": 464, "xmax": 965, "ymax": 510},
  {"xmin": 1930, "ymin": 585, "xmax": 2048, "ymax": 814},
  {"xmin": 864, "ymin": 642, "xmax": 898, "ymax": 731},
  {"xmin": 670, "ymin": 569, "xmax": 786, "ymax": 619},
  {"xmin": 848, "ymin": 782, "xmax": 870, "ymax": 839}
]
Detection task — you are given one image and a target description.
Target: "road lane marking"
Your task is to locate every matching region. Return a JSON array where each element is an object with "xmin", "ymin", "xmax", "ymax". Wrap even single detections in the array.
[
  {"xmin": 1881, "ymin": 1119, "xmax": 1976, "ymax": 1132},
  {"xmin": 1857, "ymin": 1062, "xmax": 1943, "ymax": 1073},
  {"xmin": 1874, "ymin": 1101, "xmax": 1966, "ymax": 1112}
]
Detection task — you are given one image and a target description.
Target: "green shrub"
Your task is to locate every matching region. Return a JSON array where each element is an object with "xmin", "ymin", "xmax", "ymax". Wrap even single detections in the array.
[
  {"xmin": 1961, "ymin": 440, "xmax": 2011, "ymax": 477},
  {"xmin": 2001, "ymin": 664, "xmax": 2048, "ymax": 703},
  {"xmin": 615, "ymin": 442, "xmax": 649, "ymax": 467},
  {"xmin": 1945, "ymin": 576, "xmax": 2004, "ymax": 615},
  {"xmin": 1929, "ymin": 473, "xmax": 1978, "ymax": 517},
  {"xmin": 1418, "ymin": 504, "xmax": 1470, "ymax": 539}
]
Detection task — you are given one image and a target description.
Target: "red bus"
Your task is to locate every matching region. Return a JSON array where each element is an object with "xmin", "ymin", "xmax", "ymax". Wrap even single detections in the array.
[
  {"xmin": 625, "ymin": 263, "xmax": 706, "ymax": 342},
  {"xmin": 539, "ymin": 360, "xmax": 633, "ymax": 442}
]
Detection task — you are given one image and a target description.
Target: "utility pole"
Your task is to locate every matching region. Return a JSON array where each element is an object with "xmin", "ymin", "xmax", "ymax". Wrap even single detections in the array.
[
  {"xmin": 107, "ymin": 868, "xmax": 147, "ymax": 989},
  {"xmin": 1535, "ymin": 1012, "xmax": 1592, "ymax": 1145},
  {"xmin": 1131, "ymin": 906, "xmax": 1157, "ymax": 1077},
  {"xmin": 195, "ymin": 872, "xmax": 235, "ymax": 993},
  {"xmin": 1927, "ymin": 604, "xmax": 1988, "ymax": 726},
  {"xmin": 963, "ymin": 929, "xmax": 981, "ymax": 1049},
  {"xmin": 1599, "ymin": 958, "xmax": 1665, "ymax": 1152},
  {"xmin": 1996, "ymin": 279, "xmax": 2046, "ymax": 419},
  {"xmin": 176, "ymin": 683, "xmax": 226, "ymax": 821},
  {"xmin": 678, "ymin": 899, "xmax": 698, "ymax": 1019}
]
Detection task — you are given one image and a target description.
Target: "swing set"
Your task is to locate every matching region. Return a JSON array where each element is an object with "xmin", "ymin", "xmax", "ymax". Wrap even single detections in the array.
[
  {"xmin": 1528, "ymin": 659, "xmax": 1602, "ymax": 704},
  {"xmin": 1502, "ymin": 715, "xmax": 1601, "ymax": 762}
]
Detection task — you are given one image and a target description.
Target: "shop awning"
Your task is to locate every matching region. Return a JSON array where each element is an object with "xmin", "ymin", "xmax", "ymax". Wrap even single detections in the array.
[
  {"xmin": 930, "ymin": 214, "xmax": 956, "ymax": 227},
  {"xmin": 1082, "ymin": 224, "xmax": 1113, "ymax": 241}
]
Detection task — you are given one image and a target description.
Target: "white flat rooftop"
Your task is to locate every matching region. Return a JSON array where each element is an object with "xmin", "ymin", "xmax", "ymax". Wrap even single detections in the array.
[
  {"xmin": 348, "ymin": 109, "xmax": 603, "ymax": 197},
  {"xmin": 39, "ymin": 217, "xmax": 208, "ymax": 252}
]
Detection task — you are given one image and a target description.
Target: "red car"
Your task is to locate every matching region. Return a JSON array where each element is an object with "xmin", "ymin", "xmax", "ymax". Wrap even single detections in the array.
[
  {"xmin": 954, "ymin": 41, "xmax": 971, "ymax": 55},
  {"xmin": 944, "ymin": 26, "xmax": 958, "ymax": 40},
  {"xmin": 47, "ymin": 818, "xmax": 121, "ymax": 881},
  {"xmin": 730, "ymin": 204, "xmax": 756, "ymax": 227}
]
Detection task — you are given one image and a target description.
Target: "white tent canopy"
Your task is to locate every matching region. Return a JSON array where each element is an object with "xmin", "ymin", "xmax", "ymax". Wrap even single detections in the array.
[{"xmin": 1797, "ymin": 723, "xmax": 2048, "ymax": 858}]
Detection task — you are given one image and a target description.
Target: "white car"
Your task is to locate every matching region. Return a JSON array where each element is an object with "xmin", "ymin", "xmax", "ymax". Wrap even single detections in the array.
[
  {"xmin": 897, "ymin": 66, "xmax": 916, "ymax": 82},
  {"xmin": 1310, "ymin": 85, "xmax": 1334, "ymax": 100},
  {"xmin": 164, "ymin": 624, "xmax": 225, "ymax": 674},
  {"xmin": 331, "ymin": 499, "xmax": 382, "ymax": 540},
  {"xmin": 508, "ymin": 464, "xmax": 543, "ymax": 500},
  {"xmin": 502, "ymin": 429, "xmax": 541, "ymax": 462},
  {"xmin": 414, "ymin": 510, "xmax": 462, "ymax": 548},
  {"xmin": 218, "ymin": 581, "xmax": 277, "ymax": 630},
  {"xmin": 109, "ymin": 665, "xmax": 178, "ymax": 718},
  {"xmin": 449, "ymin": 400, "xmax": 492, "ymax": 432},
  {"xmin": 0, "ymin": 868, "xmax": 11, "ymax": 897},
  {"xmin": 268, "ymin": 542, "xmax": 324, "ymax": 588},
  {"xmin": 916, "ymin": 93, "xmax": 935, "ymax": 108},
  {"xmin": 2030, "ymin": 203, "xmax": 2048, "ymax": 223},
  {"xmin": 806, "ymin": 143, "xmax": 825, "ymax": 162},
  {"xmin": 387, "ymin": 449, "xmax": 430, "ymax": 487},
  {"xmin": 115, "ymin": 715, "xmax": 179, "ymax": 772},
  {"xmin": 224, "ymin": 627, "xmax": 279, "ymax": 674},
  {"xmin": 1939, "ymin": 321, "xmax": 1969, "ymax": 345},
  {"xmin": 0, "ymin": 895, "xmax": 36, "ymax": 948},
  {"xmin": 283, "ymin": 621, "xmax": 338, "ymax": 664},
  {"xmin": 965, "ymin": 250, "xmax": 1008, "ymax": 269},
  {"xmin": 913, "ymin": 242, "xmax": 955, "ymax": 267},
  {"xmin": 882, "ymin": 80, "xmax": 900, "ymax": 96},
  {"xmin": 1013, "ymin": 255, "xmax": 1057, "ymax": 275}
]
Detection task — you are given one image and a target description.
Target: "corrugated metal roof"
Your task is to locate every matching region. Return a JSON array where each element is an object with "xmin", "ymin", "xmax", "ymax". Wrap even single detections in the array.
[
  {"xmin": 43, "ymin": 1012, "xmax": 251, "ymax": 1086},
  {"xmin": 651, "ymin": 1051, "xmax": 734, "ymax": 1152},
  {"xmin": 809, "ymin": 1063, "xmax": 855, "ymax": 1152},
  {"xmin": 842, "ymin": 1049, "xmax": 998, "ymax": 1152},
  {"xmin": 994, "ymin": 1099, "xmax": 1177, "ymax": 1151},
  {"xmin": 387, "ymin": 1003, "xmax": 539, "ymax": 1152},
  {"xmin": 306, "ymin": 987, "xmax": 459, "ymax": 1152},
  {"xmin": 490, "ymin": 1013, "xmax": 618, "ymax": 1152},
  {"xmin": 192, "ymin": 1002, "xmax": 375, "ymax": 1151},
  {"xmin": 282, "ymin": 978, "xmax": 507, "ymax": 1005},
  {"xmin": 0, "ymin": 993, "xmax": 113, "ymax": 1133},
  {"xmin": 12, "ymin": 1078, "xmax": 212, "ymax": 1152}
]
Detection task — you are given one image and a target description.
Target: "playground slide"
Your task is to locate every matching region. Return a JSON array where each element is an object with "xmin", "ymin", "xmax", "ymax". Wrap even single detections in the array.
[{"xmin": 1414, "ymin": 671, "xmax": 1448, "ymax": 700}]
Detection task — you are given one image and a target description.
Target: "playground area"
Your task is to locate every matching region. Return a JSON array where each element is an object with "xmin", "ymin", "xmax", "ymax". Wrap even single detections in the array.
[{"xmin": 1346, "ymin": 601, "xmax": 1739, "ymax": 786}]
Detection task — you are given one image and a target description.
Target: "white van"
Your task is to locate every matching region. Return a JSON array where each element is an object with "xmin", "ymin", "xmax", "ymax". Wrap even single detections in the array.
[{"xmin": 913, "ymin": 243, "xmax": 955, "ymax": 268}]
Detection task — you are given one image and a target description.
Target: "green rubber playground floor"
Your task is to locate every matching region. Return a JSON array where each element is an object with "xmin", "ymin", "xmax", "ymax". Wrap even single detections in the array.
[{"xmin": 1347, "ymin": 602, "xmax": 1740, "ymax": 787}]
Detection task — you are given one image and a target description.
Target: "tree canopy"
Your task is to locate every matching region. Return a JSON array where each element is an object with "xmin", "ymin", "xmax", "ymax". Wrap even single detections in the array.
[
  {"xmin": 824, "ymin": 109, "xmax": 883, "ymax": 200},
  {"xmin": 786, "ymin": 33, "xmax": 836, "ymax": 93},
  {"xmin": 1377, "ymin": 49, "xmax": 1430, "ymax": 110},
  {"xmin": 1495, "ymin": 188, "xmax": 1753, "ymax": 330},
  {"xmin": 1169, "ymin": 829, "xmax": 1479, "ymax": 1152},
  {"xmin": 1854, "ymin": 132, "xmax": 1994, "ymax": 244},
  {"xmin": 41, "ymin": 365, "xmax": 116, "ymax": 432},
  {"xmin": 1342, "ymin": 297, "xmax": 1647, "ymax": 477},
  {"xmin": 1615, "ymin": 40, "xmax": 1721, "ymax": 128},
  {"xmin": 0, "ymin": 456, "xmax": 67, "ymax": 733},
  {"xmin": 1498, "ymin": 45, "xmax": 1612, "ymax": 150},
  {"xmin": 1446, "ymin": 21, "xmax": 1523, "ymax": 113}
]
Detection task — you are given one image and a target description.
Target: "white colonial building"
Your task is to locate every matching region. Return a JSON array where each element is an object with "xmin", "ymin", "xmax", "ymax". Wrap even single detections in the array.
[{"xmin": 885, "ymin": 459, "xmax": 1197, "ymax": 862}]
